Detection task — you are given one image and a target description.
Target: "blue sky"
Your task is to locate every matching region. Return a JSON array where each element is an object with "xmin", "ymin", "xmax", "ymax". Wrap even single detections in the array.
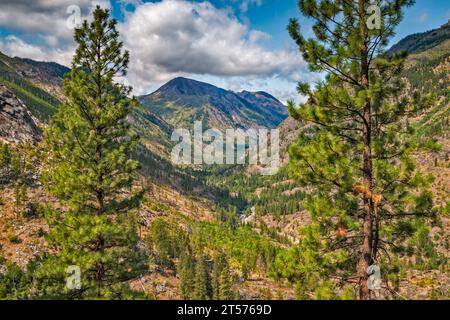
[
  {"xmin": 108, "ymin": 0, "xmax": 450, "ymax": 49},
  {"xmin": 0, "ymin": 0, "xmax": 448, "ymax": 101}
]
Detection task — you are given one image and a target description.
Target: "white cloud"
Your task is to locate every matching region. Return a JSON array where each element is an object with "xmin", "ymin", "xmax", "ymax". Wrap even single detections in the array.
[
  {"xmin": 120, "ymin": 0, "xmax": 305, "ymax": 94},
  {"xmin": 196, "ymin": 71, "xmax": 319, "ymax": 105},
  {"xmin": 0, "ymin": 0, "xmax": 309, "ymax": 98},
  {"xmin": 0, "ymin": 0, "xmax": 110, "ymax": 38},
  {"xmin": 0, "ymin": 0, "xmax": 110, "ymax": 65},
  {"xmin": 0, "ymin": 35, "xmax": 73, "ymax": 65}
]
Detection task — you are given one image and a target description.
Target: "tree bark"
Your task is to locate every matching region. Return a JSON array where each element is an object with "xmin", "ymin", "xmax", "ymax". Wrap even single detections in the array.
[{"xmin": 357, "ymin": 0, "xmax": 375, "ymax": 300}]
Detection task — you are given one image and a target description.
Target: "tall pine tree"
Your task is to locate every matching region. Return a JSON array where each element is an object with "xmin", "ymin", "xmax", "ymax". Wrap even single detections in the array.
[
  {"xmin": 218, "ymin": 265, "xmax": 233, "ymax": 300},
  {"xmin": 211, "ymin": 253, "xmax": 227, "ymax": 300},
  {"xmin": 193, "ymin": 255, "xmax": 212, "ymax": 300},
  {"xmin": 37, "ymin": 7, "xmax": 146, "ymax": 299},
  {"xmin": 287, "ymin": 0, "xmax": 437, "ymax": 299},
  {"xmin": 0, "ymin": 142, "xmax": 11, "ymax": 176},
  {"xmin": 178, "ymin": 249, "xmax": 196, "ymax": 300}
]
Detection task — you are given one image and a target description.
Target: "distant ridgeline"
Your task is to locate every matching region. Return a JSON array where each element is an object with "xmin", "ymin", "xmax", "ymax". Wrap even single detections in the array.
[
  {"xmin": 139, "ymin": 77, "xmax": 288, "ymax": 131},
  {"xmin": 387, "ymin": 20, "xmax": 450, "ymax": 55}
]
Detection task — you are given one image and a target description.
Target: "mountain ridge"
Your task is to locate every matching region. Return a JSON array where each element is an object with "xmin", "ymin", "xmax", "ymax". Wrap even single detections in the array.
[
  {"xmin": 387, "ymin": 20, "xmax": 450, "ymax": 55},
  {"xmin": 139, "ymin": 77, "xmax": 288, "ymax": 130}
]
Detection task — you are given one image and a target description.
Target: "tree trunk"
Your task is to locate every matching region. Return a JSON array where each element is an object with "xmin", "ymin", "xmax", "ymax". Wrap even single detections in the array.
[
  {"xmin": 358, "ymin": 97, "xmax": 374, "ymax": 300},
  {"xmin": 357, "ymin": 0, "xmax": 375, "ymax": 300}
]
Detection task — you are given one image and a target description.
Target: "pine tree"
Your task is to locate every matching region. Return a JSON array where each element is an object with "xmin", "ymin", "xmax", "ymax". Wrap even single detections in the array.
[
  {"xmin": 0, "ymin": 142, "xmax": 11, "ymax": 204},
  {"xmin": 218, "ymin": 265, "xmax": 233, "ymax": 300},
  {"xmin": 178, "ymin": 250, "xmax": 195, "ymax": 300},
  {"xmin": 10, "ymin": 148, "xmax": 24, "ymax": 182},
  {"xmin": 0, "ymin": 261, "xmax": 29, "ymax": 299},
  {"xmin": 149, "ymin": 218, "xmax": 175, "ymax": 268},
  {"xmin": 37, "ymin": 7, "xmax": 146, "ymax": 299},
  {"xmin": 287, "ymin": 0, "xmax": 437, "ymax": 299},
  {"xmin": 241, "ymin": 259, "xmax": 249, "ymax": 282},
  {"xmin": 13, "ymin": 182, "xmax": 27, "ymax": 213},
  {"xmin": 0, "ymin": 142, "xmax": 11, "ymax": 177},
  {"xmin": 211, "ymin": 253, "xmax": 226, "ymax": 300},
  {"xmin": 8, "ymin": 146, "xmax": 28, "ymax": 213},
  {"xmin": 193, "ymin": 255, "xmax": 212, "ymax": 300}
]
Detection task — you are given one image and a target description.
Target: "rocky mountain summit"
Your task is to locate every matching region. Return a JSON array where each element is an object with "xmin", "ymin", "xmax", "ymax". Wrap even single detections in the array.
[
  {"xmin": 140, "ymin": 77, "xmax": 288, "ymax": 130},
  {"xmin": 0, "ymin": 84, "xmax": 41, "ymax": 144}
]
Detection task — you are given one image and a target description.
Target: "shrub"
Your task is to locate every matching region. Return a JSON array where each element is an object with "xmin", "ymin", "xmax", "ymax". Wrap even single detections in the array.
[{"xmin": 7, "ymin": 233, "xmax": 21, "ymax": 244}]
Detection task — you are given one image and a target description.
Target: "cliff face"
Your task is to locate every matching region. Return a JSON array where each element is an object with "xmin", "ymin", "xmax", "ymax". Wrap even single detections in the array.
[{"xmin": 0, "ymin": 84, "xmax": 41, "ymax": 144}]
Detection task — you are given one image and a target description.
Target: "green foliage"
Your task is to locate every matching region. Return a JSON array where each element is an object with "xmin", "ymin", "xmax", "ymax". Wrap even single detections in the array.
[
  {"xmin": 285, "ymin": 0, "xmax": 441, "ymax": 299},
  {"xmin": 13, "ymin": 182, "xmax": 27, "ymax": 211},
  {"xmin": 388, "ymin": 24, "xmax": 450, "ymax": 55},
  {"xmin": 178, "ymin": 250, "xmax": 196, "ymax": 300},
  {"xmin": 36, "ymin": 7, "xmax": 146, "ymax": 299},
  {"xmin": 147, "ymin": 218, "xmax": 184, "ymax": 269},
  {"xmin": 0, "ymin": 60, "xmax": 61, "ymax": 120},
  {"xmin": 156, "ymin": 217, "xmax": 258, "ymax": 300},
  {"xmin": 193, "ymin": 255, "xmax": 212, "ymax": 300},
  {"xmin": 0, "ymin": 143, "xmax": 36, "ymax": 212},
  {"xmin": 191, "ymin": 222, "xmax": 279, "ymax": 274},
  {"xmin": 0, "ymin": 142, "xmax": 11, "ymax": 203},
  {"xmin": 0, "ymin": 142, "xmax": 11, "ymax": 173},
  {"xmin": 211, "ymin": 253, "xmax": 236, "ymax": 300},
  {"xmin": 207, "ymin": 167, "xmax": 305, "ymax": 218},
  {"xmin": 314, "ymin": 281, "xmax": 336, "ymax": 300},
  {"xmin": 341, "ymin": 285, "xmax": 357, "ymax": 300},
  {"xmin": 0, "ymin": 261, "xmax": 33, "ymax": 299},
  {"xmin": 7, "ymin": 232, "xmax": 21, "ymax": 244},
  {"xmin": 218, "ymin": 265, "xmax": 234, "ymax": 300},
  {"xmin": 413, "ymin": 93, "xmax": 450, "ymax": 142},
  {"xmin": 215, "ymin": 205, "xmax": 240, "ymax": 229},
  {"xmin": 211, "ymin": 253, "xmax": 227, "ymax": 300},
  {"xmin": 1, "ymin": 143, "xmax": 20, "ymax": 182}
]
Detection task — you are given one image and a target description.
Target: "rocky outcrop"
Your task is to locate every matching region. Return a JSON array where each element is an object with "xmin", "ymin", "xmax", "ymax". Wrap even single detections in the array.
[
  {"xmin": 278, "ymin": 117, "xmax": 302, "ymax": 165},
  {"xmin": 0, "ymin": 84, "xmax": 41, "ymax": 144}
]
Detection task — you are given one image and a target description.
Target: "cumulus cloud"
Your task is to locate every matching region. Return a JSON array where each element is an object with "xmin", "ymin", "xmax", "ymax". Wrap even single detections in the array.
[
  {"xmin": 0, "ymin": 0, "xmax": 309, "ymax": 100},
  {"xmin": 0, "ymin": 0, "xmax": 110, "ymax": 65},
  {"xmin": 120, "ymin": 0, "xmax": 305, "ymax": 94},
  {"xmin": 0, "ymin": 35, "xmax": 74, "ymax": 65},
  {"xmin": 0, "ymin": 0, "xmax": 109, "ymax": 37}
]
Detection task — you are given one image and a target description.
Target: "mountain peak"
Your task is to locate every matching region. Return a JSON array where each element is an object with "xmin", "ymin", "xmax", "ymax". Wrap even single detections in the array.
[
  {"xmin": 166, "ymin": 76, "xmax": 195, "ymax": 85},
  {"xmin": 158, "ymin": 77, "xmax": 224, "ymax": 97},
  {"xmin": 240, "ymin": 90, "xmax": 278, "ymax": 102},
  {"xmin": 139, "ymin": 78, "xmax": 287, "ymax": 130}
]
